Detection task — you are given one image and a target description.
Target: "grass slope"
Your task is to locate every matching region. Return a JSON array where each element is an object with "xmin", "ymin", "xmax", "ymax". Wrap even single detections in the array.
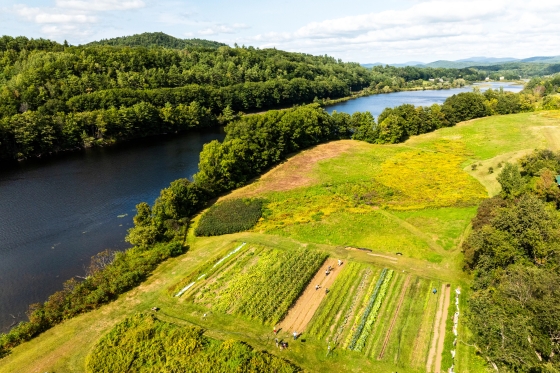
[{"xmin": 3, "ymin": 111, "xmax": 560, "ymax": 373}]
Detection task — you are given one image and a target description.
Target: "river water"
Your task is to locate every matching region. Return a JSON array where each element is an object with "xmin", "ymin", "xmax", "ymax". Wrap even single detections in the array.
[
  {"xmin": 0, "ymin": 81, "xmax": 523, "ymax": 331},
  {"xmin": 0, "ymin": 128, "xmax": 225, "ymax": 331},
  {"xmin": 325, "ymin": 82, "xmax": 523, "ymax": 118}
]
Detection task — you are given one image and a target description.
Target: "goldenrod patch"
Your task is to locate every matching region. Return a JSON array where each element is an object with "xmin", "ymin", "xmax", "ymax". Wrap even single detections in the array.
[{"xmin": 376, "ymin": 140, "xmax": 487, "ymax": 210}]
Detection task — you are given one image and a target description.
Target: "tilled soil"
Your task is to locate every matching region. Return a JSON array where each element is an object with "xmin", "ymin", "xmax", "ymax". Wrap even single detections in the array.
[{"xmin": 278, "ymin": 258, "xmax": 342, "ymax": 335}]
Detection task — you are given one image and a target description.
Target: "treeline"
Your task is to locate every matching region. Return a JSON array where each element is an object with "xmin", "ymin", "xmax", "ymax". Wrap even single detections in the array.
[
  {"xmin": 0, "ymin": 33, "xmax": 497, "ymax": 161},
  {"xmin": 0, "ymin": 86, "xmax": 555, "ymax": 357},
  {"xmin": 84, "ymin": 32, "xmax": 227, "ymax": 49},
  {"xmin": 463, "ymin": 150, "xmax": 560, "ymax": 371}
]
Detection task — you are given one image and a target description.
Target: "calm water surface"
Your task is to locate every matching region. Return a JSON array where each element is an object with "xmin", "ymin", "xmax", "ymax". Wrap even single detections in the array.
[
  {"xmin": 326, "ymin": 82, "xmax": 523, "ymax": 118},
  {"xmin": 0, "ymin": 129, "xmax": 224, "ymax": 331},
  {"xmin": 0, "ymin": 81, "xmax": 523, "ymax": 331}
]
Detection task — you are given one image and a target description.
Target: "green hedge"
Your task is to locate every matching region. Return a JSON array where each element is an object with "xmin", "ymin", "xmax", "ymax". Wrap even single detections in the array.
[{"xmin": 195, "ymin": 198, "xmax": 264, "ymax": 236}]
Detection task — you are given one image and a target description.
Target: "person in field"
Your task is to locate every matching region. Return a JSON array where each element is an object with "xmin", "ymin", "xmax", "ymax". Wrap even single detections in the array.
[
  {"xmin": 338, "ymin": 259, "xmax": 342, "ymax": 266},
  {"xmin": 293, "ymin": 331, "xmax": 298, "ymax": 340}
]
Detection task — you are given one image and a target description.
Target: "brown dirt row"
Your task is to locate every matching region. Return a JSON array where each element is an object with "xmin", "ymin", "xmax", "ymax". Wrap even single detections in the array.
[
  {"xmin": 434, "ymin": 285, "xmax": 451, "ymax": 373},
  {"xmin": 426, "ymin": 284, "xmax": 446, "ymax": 372},
  {"xmin": 278, "ymin": 258, "xmax": 341, "ymax": 334},
  {"xmin": 377, "ymin": 275, "xmax": 411, "ymax": 360}
]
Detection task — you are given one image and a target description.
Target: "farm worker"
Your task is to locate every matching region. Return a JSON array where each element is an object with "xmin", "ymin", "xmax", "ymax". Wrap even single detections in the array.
[
  {"xmin": 315, "ymin": 284, "xmax": 319, "ymax": 290},
  {"xmin": 275, "ymin": 338, "xmax": 279, "ymax": 347},
  {"xmin": 338, "ymin": 259, "xmax": 342, "ymax": 266},
  {"xmin": 273, "ymin": 327, "xmax": 277, "ymax": 334},
  {"xmin": 325, "ymin": 269, "xmax": 329, "ymax": 276},
  {"xmin": 432, "ymin": 288, "xmax": 437, "ymax": 295},
  {"xmin": 293, "ymin": 331, "xmax": 298, "ymax": 340},
  {"xmin": 328, "ymin": 265, "xmax": 332, "ymax": 271},
  {"xmin": 325, "ymin": 288, "xmax": 329, "ymax": 294}
]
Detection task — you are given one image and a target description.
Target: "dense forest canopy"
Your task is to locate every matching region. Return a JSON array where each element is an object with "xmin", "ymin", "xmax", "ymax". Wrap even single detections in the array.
[
  {"xmin": 0, "ymin": 32, "xmax": 558, "ymax": 163},
  {"xmin": 463, "ymin": 150, "xmax": 560, "ymax": 372},
  {"xmin": 0, "ymin": 33, "xmax": 486, "ymax": 161},
  {"xmin": 84, "ymin": 32, "xmax": 227, "ymax": 49}
]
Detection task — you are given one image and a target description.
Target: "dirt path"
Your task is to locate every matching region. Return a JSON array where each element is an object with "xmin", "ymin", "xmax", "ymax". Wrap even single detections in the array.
[
  {"xmin": 426, "ymin": 284, "xmax": 446, "ymax": 372},
  {"xmin": 378, "ymin": 275, "xmax": 411, "ymax": 360},
  {"xmin": 278, "ymin": 258, "xmax": 341, "ymax": 334},
  {"xmin": 434, "ymin": 285, "xmax": 451, "ymax": 373},
  {"xmin": 222, "ymin": 141, "xmax": 354, "ymax": 200}
]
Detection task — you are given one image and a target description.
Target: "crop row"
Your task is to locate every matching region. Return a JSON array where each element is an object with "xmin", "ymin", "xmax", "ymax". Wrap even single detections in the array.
[
  {"xmin": 194, "ymin": 247, "xmax": 327, "ymax": 324},
  {"xmin": 348, "ymin": 268, "xmax": 389, "ymax": 350},
  {"xmin": 307, "ymin": 262, "xmax": 363, "ymax": 339},
  {"xmin": 333, "ymin": 267, "xmax": 373, "ymax": 346},
  {"xmin": 353, "ymin": 270, "xmax": 394, "ymax": 351},
  {"xmin": 193, "ymin": 245, "xmax": 264, "ymax": 303}
]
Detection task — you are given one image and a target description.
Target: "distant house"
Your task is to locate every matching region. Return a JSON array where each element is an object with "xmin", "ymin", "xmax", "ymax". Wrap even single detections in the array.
[
  {"xmin": 429, "ymin": 78, "xmax": 435, "ymax": 82},
  {"xmin": 499, "ymin": 76, "xmax": 505, "ymax": 81},
  {"xmin": 485, "ymin": 77, "xmax": 490, "ymax": 81},
  {"xmin": 438, "ymin": 78, "xmax": 443, "ymax": 83}
]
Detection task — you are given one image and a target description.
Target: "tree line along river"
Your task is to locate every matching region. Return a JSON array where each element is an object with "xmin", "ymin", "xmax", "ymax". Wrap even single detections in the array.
[{"xmin": 0, "ymin": 82, "xmax": 522, "ymax": 331}]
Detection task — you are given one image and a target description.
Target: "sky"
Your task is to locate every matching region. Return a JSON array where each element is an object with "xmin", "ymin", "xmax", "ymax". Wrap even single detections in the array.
[{"xmin": 0, "ymin": 0, "xmax": 559, "ymax": 64}]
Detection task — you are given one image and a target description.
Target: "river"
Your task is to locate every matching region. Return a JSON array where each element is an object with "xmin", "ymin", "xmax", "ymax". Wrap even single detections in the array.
[
  {"xmin": 0, "ymin": 128, "xmax": 225, "ymax": 331},
  {"xmin": 325, "ymin": 82, "xmax": 523, "ymax": 117},
  {"xmin": 0, "ymin": 81, "xmax": 523, "ymax": 332}
]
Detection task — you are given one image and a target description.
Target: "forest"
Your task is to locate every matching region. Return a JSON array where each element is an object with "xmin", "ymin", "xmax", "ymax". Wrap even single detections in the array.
[
  {"xmin": 0, "ymin": 33, "xmax": 504, "ymax": 162},
  {"xmin": 463, "ymin": 150, "xmax": 560, "ymax": 371}
]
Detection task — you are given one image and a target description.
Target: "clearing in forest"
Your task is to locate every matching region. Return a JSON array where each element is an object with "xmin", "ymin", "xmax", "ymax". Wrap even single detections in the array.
[{"xmin": 279, "ymin": 258, "xmax": 341, "ymax": 334}]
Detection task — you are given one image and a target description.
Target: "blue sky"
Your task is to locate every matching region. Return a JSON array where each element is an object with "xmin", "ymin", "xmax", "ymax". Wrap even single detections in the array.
[{"xmin": 1, "ymin": 0, "xmax": 558, "ymax": 63}]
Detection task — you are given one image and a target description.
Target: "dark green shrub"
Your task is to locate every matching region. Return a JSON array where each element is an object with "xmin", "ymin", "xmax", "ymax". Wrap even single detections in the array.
[{"xmin": 196, "ymin": 199, "xmax": 264, "ymax": 236}]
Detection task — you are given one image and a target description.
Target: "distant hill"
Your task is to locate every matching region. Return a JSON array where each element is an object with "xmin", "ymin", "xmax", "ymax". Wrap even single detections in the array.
[
  {"xmin": 362, "ymin": 55, "xmax": 560, "ymax": 69},
  {"xmin": 84, "ymin": 32, "xmax": 227, "ymax": 49}
]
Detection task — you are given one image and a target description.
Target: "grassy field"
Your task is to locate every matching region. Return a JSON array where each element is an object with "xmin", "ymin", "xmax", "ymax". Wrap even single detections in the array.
[{"xmin": 3, "ymin": 111, "xmax": 560, "ymax": 373}]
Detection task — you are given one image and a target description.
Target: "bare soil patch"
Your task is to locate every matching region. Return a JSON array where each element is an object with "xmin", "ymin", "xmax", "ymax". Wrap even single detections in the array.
[
  {"xmin": 278, "ymin": 258, "xmax": 341, "ymax": 334},
  {"xmin": 223, "ymin": 140, "xmax": 354, "ymax": 199},
  {"xmin": 378, "ymin": 275, "xmax": 411, "ymax": 360},
  {"xmin": 434, "ymin": 285, "xmax": 451, "ymax": 373}
]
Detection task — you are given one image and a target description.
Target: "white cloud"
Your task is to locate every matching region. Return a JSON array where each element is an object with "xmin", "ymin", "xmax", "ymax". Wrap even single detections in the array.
[
  {"xmin": 56, "ymin": 0, "xmax": 145, "ymax": 11},
  {"xmin": 14, "ymin": 5, "xmax": 96, "ymax": 23},
  {"xmin": 247, "ymin": 0, "xmax": 560, "ymax": 62},
  {"xmin": 11, "ymin": 0, "xmax": 146, "ymax": 39}
]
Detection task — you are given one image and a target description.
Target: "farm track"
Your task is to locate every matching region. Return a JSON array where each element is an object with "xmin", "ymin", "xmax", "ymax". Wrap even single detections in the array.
[
  {"xmin": 377, "ymin": 275, "xmax": 411, "ymax": 360},
  {"xmin": 426, "ymin": 284, "xmax": 448, "ymax": 372},
  {"xmin": 279, "ymin": 258, "xmax": 341, "ymax": 334},
  {"xmin": 434, "ymin": 285, "xmax": 451, "ymax": 373},
  {"xmin": 410, "ymin": 280, "xmax": 440, "ymax": 369}
]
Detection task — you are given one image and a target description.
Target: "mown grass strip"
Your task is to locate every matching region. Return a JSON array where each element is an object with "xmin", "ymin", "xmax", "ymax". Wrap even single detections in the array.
[{"xmin": 410, "ymin": 280, "xmax": 441, "ymax": 368}]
